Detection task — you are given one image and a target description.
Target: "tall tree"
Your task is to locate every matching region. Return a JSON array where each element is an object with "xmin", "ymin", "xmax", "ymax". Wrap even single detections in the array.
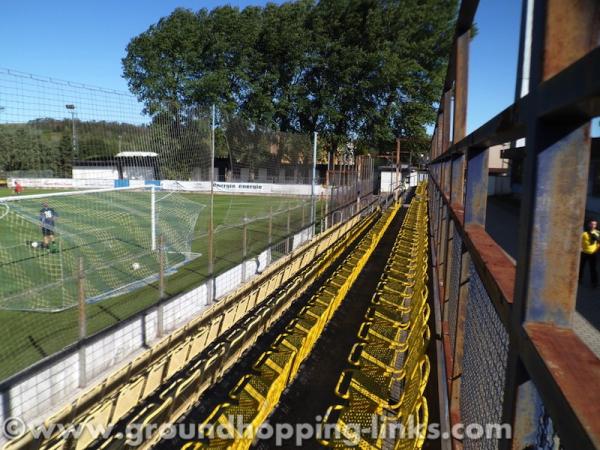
[{"xmin": 122, "ymin": 0, "xmax": 457, "ymax": 157}]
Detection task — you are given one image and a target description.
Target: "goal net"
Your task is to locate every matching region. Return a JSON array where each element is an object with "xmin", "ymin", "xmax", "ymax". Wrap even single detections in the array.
[{"xmin": 0, "ymin": 187, "xmax": 202, "ymax": 311}]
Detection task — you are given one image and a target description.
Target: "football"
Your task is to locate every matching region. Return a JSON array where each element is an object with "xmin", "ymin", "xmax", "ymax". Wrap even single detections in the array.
[
  {"xmin": 31, "ymin": 242, "xmax": 39, "ymax": 249},
  {"xmin": 131, "ymin": 262, "xmax": 141, "ymax": 271}
]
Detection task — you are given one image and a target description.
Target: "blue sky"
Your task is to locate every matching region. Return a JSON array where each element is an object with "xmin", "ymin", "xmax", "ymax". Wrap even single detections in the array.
[{"xmin": 0, "ymin": 0, "xmax": 597, "ymax": 135}]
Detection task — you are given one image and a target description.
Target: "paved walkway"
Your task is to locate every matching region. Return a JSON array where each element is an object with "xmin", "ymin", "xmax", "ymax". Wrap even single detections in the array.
[{"xmin": 486, "ymin": 196, "xmax": 600, "ymax": 357}]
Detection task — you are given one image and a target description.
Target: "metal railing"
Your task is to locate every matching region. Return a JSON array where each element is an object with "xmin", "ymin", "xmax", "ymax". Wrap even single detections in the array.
[{"xmin": 428, "ymin": 1, "xmax": 599, "ymax": 449}]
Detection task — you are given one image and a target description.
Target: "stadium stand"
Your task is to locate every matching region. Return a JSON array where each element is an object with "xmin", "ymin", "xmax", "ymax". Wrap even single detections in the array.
[
  {"xmin": 320, "ymin": 182, "xmax": 430, "ymax": 450},
  {"xmin": 1, "ymin": 199, "xmax": 382, "ymax": 450},
  {"xmin": 185, "ymin": 201, "xmax": 401, "ymax": 449}
]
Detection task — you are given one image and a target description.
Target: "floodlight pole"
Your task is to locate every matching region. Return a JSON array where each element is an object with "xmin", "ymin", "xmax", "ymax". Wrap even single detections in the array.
[{"xmin": 65, "ymin": 104, "xmax": 77, "ymax": 159}]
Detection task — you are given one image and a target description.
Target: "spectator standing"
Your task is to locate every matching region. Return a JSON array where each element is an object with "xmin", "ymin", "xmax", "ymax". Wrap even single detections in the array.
[{"xmin": 580, "ymin": 219, "xmax": 599, "ymax": 288}]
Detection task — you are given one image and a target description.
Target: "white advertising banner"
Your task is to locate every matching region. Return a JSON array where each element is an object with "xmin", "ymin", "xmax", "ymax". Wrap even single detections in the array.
[{"xmin": 11, "ymin": 178, "xmax": 328, "ymax": 196}]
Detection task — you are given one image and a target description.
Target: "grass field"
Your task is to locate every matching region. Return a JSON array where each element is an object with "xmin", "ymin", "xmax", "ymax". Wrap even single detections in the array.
[{"xmin": 0, "ymin": 187, "xmax": 316, "ymax": 380}]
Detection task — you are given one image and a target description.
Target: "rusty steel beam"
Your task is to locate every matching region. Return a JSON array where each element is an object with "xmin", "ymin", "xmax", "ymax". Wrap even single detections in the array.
[
  {"xmin": 500, "ymin": 147, "xmax": 526, "ymax": 160},
  {"xmin": 453, "ymin": 32, "xmax": 470, "ymax": 143},
  {"xmin": 437, "ymin": 113, "xmax": 444, "ymax": 164},
  {"xmin": 504, "ymin": 2, "xmax": 599, "ymax": 449},
  {"xmin": 431, "ymin": 46, "xmax": 600, "ymax": 165},
  {"xmin": 429, "ymin": 175, "xmax": 515, "ymax": 322},
  {"xmin": 450, "ymin": 154, "xmax": 465, "ymax": 205},
  {"xmin": 449, "ymin": 246, "xmax": 471, "ymax": 450},
  {"xmin": 542, "ymin": 0, "xmax": 600, "ymax": 81},
  {"xmin": 442, "ymin": 91, "xmax": 453, "ymax": 153},
  {"xmin": 536, "ymin": 46, "xmax": 600, "ymax": 121},
  {"xmin": 520, "ymin": 126, "xmax": 590, "ymax": 325},
  {"xmin": 521, "ymin": 323, "xmax": 600, "ymax": 449},
  {"xmin": 432, "ymin": 102, "xmax": 527, "ymax": 164},
  {"xmin": 463, "ymin": 147, "xmax": 488, "ymax": 226},
  {"xmin": 431, "ymin": 0, "xmax": 599, "ymax": 447},
  {"xmin": 464, "ymin": 225, "xmax": 515, "ymax": 314},
  {"xmin": 442, "ymin": 0, "xmax": 479, "ymax": 92},
  {"xmin": 515, "ymin": 0, "xmax": 597, "ymax": 328}
]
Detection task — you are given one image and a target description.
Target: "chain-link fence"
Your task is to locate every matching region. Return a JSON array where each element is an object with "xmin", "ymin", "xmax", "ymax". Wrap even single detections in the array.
[{"xmin": 0, "ymin": 67, "xmax": 375, "ymax": 387}]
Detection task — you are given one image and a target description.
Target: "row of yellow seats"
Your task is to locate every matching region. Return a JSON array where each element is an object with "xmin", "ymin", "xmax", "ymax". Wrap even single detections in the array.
[
  {"xmin": 2, "ymin": 215, "xmax": 370, "ymax": 450},
  {"xmin": 191, "ymin": 204, "xmax": 401, "ymax": 449},
  {"xmin": 321, "ymin": 186, "xmax": 431, "ymax": 450},
  {"xmin": 76, "ymin": 212, "xmax": 381, "ymax": 450}
]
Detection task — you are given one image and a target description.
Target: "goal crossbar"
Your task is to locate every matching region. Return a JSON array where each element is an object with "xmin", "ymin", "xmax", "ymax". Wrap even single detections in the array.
[{"xmin": 0, "ymin": 185, "xmax": 146, "ymax": 203}]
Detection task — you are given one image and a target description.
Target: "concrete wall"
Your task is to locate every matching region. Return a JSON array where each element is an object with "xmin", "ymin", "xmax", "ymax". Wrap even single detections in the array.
[{"xmin": 489, "ymin": 144, "xmax": 510, "ymax": 171}]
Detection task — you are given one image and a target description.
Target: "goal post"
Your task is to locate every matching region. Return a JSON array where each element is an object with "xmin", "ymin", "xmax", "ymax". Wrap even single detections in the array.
[
  {"xmin": 0, "ymin": 185, "xmax": 202, "ymax": 312},
  {"xmin": 151, "ymin": 185, "xmax": 157, "ymax": 252}
]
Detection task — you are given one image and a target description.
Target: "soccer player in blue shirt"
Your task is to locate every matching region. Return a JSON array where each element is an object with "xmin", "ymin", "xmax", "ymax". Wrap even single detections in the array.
[{"xmin": 39, "ymin": 202, "xmax": 58, "ymax": 250}]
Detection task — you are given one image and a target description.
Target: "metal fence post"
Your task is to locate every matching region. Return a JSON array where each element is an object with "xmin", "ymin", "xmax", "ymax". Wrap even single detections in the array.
[
  {"xmin": 159, "ymin": 234, "xmax": 165, "ymax": 300},
  {"xmin": 157, "ymin": 235, "xmax": 165, "ymax": 336},
  {"xmin": 286, "ymin": 203, "xmax": 291, "ymax": 253},
  {"xmin": 242, "ymin": 214, "xmax": 248, "ymax": 282},
  {"xmin": 464, "ymin": 148, "xmax": 489, "ymax": 226},
  {"xmin": 268, "ymin": 206, "xmax": 273, "ymax": 245},
  {"xmin": 78, "ymin": 257, "xmax": 86, "ymax": 340},
  {"xmin": 503, "ymin": 2, "xmax": 598, "ymax": 447},
  {"xmin": 320, "ymin": 193, "xmax": 325, "ymax": 232},
  {"xmin": 207, "ymin": 103, "xmax": 216, "ymax": 304},
  {"xmin": 78, "ymin": 256, "xmax": 87, "ymax": 388}
]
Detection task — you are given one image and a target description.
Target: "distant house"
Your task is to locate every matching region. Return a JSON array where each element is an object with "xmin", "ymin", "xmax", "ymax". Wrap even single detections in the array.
[{"xmin": 72, "ymin": 152, "xmax": 159, "ymax": 181}]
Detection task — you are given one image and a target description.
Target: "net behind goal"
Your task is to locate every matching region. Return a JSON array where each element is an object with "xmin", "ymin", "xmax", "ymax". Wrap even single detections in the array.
[{"xmin": 0, "ymin": 187, "xmax": 203, "ymax": 312}]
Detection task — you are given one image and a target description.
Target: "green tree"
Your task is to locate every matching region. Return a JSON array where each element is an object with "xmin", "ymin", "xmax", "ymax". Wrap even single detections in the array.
[
  {"xmin": 122, "ymin": 0, "xmax": 457, "ymax": 157},
  {"xmin": 57, "ymin": 133, "xmax": 73, "ymax": 177}
]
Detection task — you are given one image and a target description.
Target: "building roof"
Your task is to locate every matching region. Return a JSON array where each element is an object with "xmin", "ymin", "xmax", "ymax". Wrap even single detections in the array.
[{"xmin": 115, "ymin": 151, "xmax": 158, "ymax": 158}]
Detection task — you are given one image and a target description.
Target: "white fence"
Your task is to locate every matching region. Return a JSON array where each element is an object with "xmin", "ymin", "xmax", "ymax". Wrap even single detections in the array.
[{"xmin": 9, "ymin": 178, "xmax": 329, "ymax": 196}]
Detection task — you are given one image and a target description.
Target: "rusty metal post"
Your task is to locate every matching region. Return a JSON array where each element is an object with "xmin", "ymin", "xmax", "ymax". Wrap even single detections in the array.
[
  {"xmin": 445, "ymin": 33, "xmax": 471, "ymax": 431},
  {"xmin": 443, "ymin": 155, "xmax": 467, "ymax": 310},
  {"xmin": 442, "ymin": 90, "xmax": 452, "ymax": 154},
  {"xmin": 504, "ymin": 2, "xmax": 599, "ymax": 448},
  {"xmin": 438, "ymin": 159, "xmax": 452, "ymax": 304},
  {"xmin": 449, "ymin": 247, "xmax": 472, "ymax": 445},
  {"xmin": 435, "ymin": 159, "xmax": 446, "ymax": 260},
  {"xmin": 464, "ymin": 148, "xmax": 489, "ymax": 226},
  {"xmin": 453, "ymin": 32, "xmax": 469, "ymax": 143},
  {"xmin": 451, "ymin": 155, "xmax": 466, "ymax": 208}
]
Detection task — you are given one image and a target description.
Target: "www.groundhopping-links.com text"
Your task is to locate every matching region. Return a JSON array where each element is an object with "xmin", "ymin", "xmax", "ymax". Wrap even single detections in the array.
[{"xmin": 3, "ymin": 415, "xmax": 512, "ymax": 447}]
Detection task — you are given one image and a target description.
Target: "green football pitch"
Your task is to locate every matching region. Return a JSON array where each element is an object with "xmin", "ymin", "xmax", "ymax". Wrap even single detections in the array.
[{"xmin": 0, "ymin": 187, "xmax": 315, "ymax": 380}]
